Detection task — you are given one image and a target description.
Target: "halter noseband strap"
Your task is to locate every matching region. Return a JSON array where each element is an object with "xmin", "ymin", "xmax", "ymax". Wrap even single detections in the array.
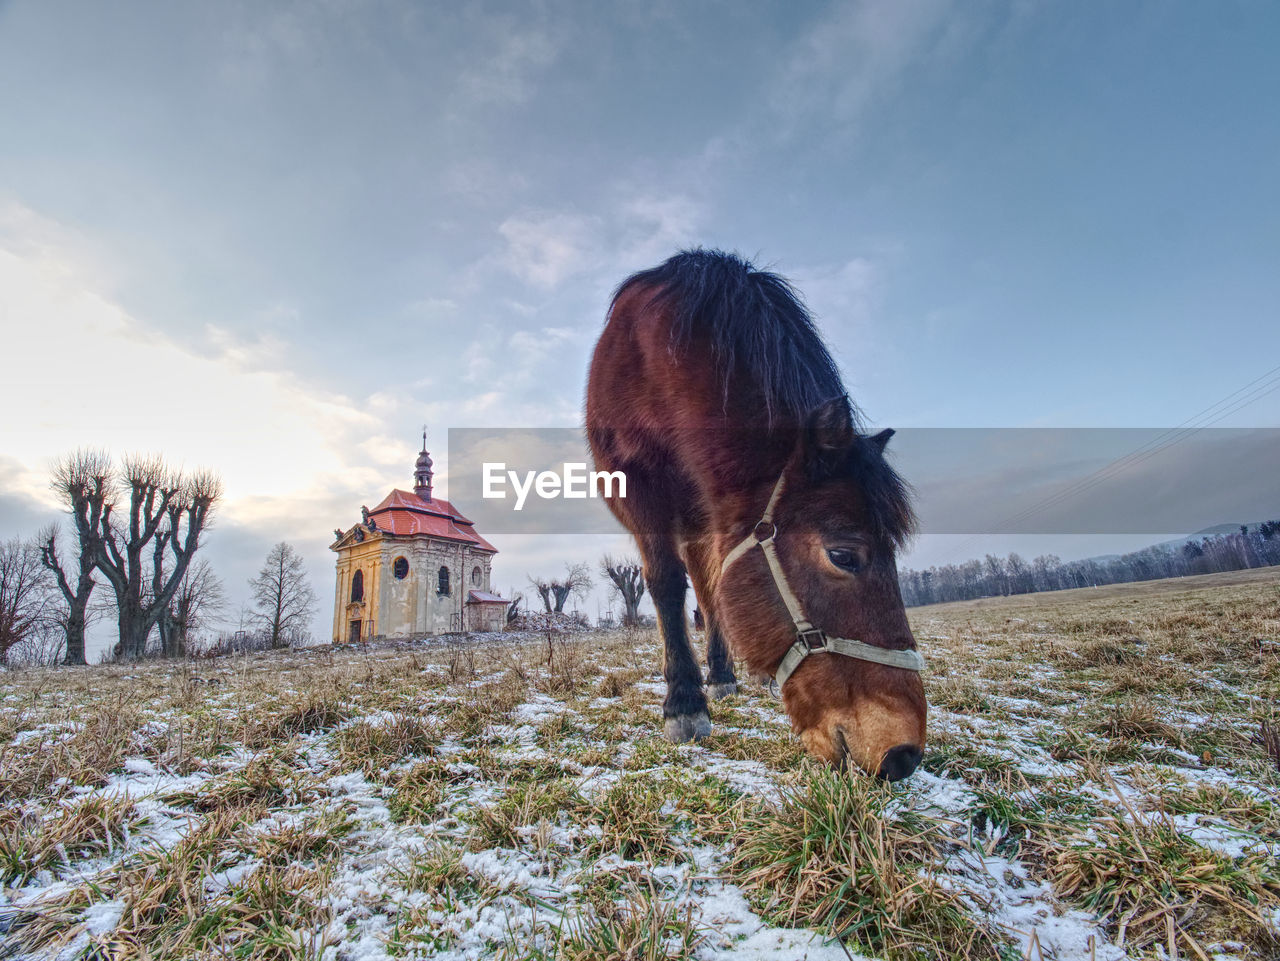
[{"xmin": 720, "ymin": 471, "xmax": 926, "ymax": 692}]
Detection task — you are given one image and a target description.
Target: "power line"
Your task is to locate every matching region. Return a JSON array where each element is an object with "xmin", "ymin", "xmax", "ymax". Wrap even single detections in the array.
[{"xmin": 933, "ymin": 362, "xmax": 1280, "ymax": 563}]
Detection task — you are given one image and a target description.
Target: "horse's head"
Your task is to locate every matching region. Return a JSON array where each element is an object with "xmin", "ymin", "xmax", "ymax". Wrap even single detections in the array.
[{"xmin": 717, "ymin": 399, "xmax": 926, "ymax": 779}]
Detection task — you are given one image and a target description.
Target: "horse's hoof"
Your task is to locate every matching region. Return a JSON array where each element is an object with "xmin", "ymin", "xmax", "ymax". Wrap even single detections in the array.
[
  {"xmin": 707, "ymin": 681, "xmax": 738, "ymax": 700},
  {"xmin": 664, "ymin": 712, "xmax": 712, "ymax": 743}
]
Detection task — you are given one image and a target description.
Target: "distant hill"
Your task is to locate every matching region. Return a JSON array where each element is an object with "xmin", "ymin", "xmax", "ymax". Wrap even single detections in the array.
[{"xmin": 1082, "ymin": 522, "xmax": 1273, "ymax": 567}]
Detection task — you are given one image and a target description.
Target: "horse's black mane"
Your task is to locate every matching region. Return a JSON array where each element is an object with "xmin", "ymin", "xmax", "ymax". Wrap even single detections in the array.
[
  {"xmin": 613, "ymin": 248, "xmax": 848, "ymax": 426},
  {"xmin": 613, "ymin": 248, "xmax": 915, "ymax": 547}
]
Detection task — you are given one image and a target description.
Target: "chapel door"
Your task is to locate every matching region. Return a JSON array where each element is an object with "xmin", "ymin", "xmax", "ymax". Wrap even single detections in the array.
[{"xmin": 349, "ymin": 620, "xmax": 362, "ymax": 643}]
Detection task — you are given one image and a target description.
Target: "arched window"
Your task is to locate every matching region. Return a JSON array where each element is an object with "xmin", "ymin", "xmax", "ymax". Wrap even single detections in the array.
[
  {"xmin": 437, "ymin": 565, "xmax": 450, "ymax": 596},
  {"xmin": 350, "ymin": 570, "xmax": 364, "ymax": 603},
  {"xmin": 393, "ymin": 557, "xmax": 409, "ymax": 580},
  {"xmin": 471, "ymin": 565, "xmax": 483, "ymax": 586}
]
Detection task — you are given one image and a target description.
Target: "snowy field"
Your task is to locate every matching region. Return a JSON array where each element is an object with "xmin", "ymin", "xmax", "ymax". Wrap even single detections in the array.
[{"xmin": 2, "ymin": 568, "xmax": 1278, "ymax": 960}]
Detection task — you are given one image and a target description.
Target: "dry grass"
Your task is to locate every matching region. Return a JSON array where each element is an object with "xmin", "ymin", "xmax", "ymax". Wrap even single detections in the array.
[
  {"xmin": 1032, "ymin": 798, "xmax": 1280, "ymax": 955},
  {"xmin": 730, "ymin": 766, "xmax": 1011, "ymax": 960},
  {"xmin": 0, "ymin": 793, "xmax": 137, "ymax": 885},
  {"xmin": 523, "ymin": 879, "xmax": 705, "ymax": 961}
]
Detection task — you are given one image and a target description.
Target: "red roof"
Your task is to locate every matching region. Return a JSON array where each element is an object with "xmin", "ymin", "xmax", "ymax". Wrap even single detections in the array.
[
  {"xmin": 365, "ymin": 489, "xmax": 497, "ymax": 552},
  {"xmin": 467, "ymin": 591, "xmax": 508, "ymax": 604}
]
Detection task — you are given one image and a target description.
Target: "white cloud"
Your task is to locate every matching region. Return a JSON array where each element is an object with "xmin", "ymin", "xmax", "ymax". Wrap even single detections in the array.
[
  {"xmin": 457, "ymin": 25, "xmax": 560, "ymax": 106},
  {"xmin": 497, "ymin": 210, "xmax": 604, "ymax": 290},
  {"xmin": 616, "ymin": 194, "xmax": 704, "ymax": 266},
  {"xmin": 0, "ymin": 206, "xmax": 385, "ymax": 516},
  {"xmin": 495, "ymin": 192, "xmax": 703, "ymax": 294},
  {"xmin": 791, "ymin": 257, "xmax": 879, "ymax": 329},
  {"xmin": 770, "ymin": 0, "xmax": 954, "ymax": 132}
]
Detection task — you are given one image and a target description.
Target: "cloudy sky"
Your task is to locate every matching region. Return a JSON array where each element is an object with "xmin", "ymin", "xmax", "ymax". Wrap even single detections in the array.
[{"xmin": 2, "ymin": 1, "xmax": 1277, "ymax": 653}]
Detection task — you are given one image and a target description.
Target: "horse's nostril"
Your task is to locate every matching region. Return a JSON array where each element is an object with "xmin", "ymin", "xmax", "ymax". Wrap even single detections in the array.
[
  {"xmin": 877, "ymin": 744, "xmax": 922, "ymax": 781},
  {"xmin": 833, "ymin": 725, "xmax": 852, "ymax": 765}
]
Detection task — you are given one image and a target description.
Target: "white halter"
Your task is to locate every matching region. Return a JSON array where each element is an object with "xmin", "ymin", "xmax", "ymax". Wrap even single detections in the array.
[{"xmin": 720, "ymin": 471, "xmax": 926, "ymax": 691}]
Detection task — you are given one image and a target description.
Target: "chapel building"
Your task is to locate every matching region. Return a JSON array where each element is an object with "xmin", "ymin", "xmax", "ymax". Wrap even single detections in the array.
[{"xmin": 330, "ymin": 436, "xmax": 508, "ymax": 641}]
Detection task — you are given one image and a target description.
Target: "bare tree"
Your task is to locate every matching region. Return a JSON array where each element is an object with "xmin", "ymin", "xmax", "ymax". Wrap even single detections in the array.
[
  {"xmin": 601, "ymin": 554, "xmax": 646, "ymax": 626},
  {"xmin": 159, "ymin": 559, "xmax": 225, "ymax": 657},
  {"xmin": 42, "ymin": 450, "xmax": 112, "ymax": 664},
  {"xmin": 529, "ymin": 562, "xmax": 593, "ymax": 614},
  {"xmin": 528, "ymin": 576, "xmax": 554, "ymax": 613},
  {"xmin": 0, "ymin": 538, "xmax": 53, "ymax": 666},
  {"xmin": 249, "ymin": 542, "xmax": 316, "ymax": 649},
  {"xmin": 505, "ymin": 591, "xmax": 524, "ymax": 625},
  {"xmin": 56, "ymin": 453, "xmax": 223, "ymax": 659}
]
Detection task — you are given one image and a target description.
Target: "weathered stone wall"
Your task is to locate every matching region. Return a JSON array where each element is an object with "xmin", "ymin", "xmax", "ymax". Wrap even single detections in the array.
[{"xmin": 333, "ymin": 533, "xmax": 494, "ymax": 641}]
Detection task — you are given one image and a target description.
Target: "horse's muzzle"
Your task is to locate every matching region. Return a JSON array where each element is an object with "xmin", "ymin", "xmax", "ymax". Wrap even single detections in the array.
[{"xmin": 877, "ymin": 743, "xmax": 923, "ymax": 781}]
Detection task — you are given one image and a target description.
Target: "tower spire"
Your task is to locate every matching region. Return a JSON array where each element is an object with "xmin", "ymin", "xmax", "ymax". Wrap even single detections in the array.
[{"xmin": 413, "ymin": 428, "xmax": 434, "ymax": 501}]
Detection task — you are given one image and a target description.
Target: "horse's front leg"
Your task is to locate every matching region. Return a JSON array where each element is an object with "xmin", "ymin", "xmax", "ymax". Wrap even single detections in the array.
[
  {"xmin": 644, "ymin": 543, "xmax": 710, "ymax": 742},
  {"xmin": 705, "ymin": 615, "xmax": 737, "ymax": 699}
]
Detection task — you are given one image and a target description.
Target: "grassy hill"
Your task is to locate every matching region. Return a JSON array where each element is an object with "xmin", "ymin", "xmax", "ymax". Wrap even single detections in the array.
[{"xmin": 2, "ymin": 568, "xmax": 1278, "ymax": 960}]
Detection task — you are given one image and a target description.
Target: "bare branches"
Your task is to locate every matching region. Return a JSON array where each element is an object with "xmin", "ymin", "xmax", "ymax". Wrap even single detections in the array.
[
  {"xmin": 48, "ymin": 451, "xmax": 223, "ymax": 660},
  {"xmin": 0, "ymin": 538, "xmax": 54, "ymax": 665},
  {"xmin": 529, "ymin": 562, "xmax": 594, "ymax": 614},
  {"xmin": 601, "ymin": 554, "xmax": 646, "ymax": 626},
  {"xmin": 43, "ymin": 451, "xmax": 115, "ymax": 665},
  {"xmin": 249, "ymin": 542, "xmax": 316, "ymax": 649},
  {"xmin": 163, "ymin": 559, "xmax": 226, "ymax": 657}
]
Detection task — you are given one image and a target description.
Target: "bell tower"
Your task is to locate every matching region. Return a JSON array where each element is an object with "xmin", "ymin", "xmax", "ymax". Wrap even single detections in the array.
[{"xmin": 413, "ymin": 427, "xmax": 434, "ymax": 501}]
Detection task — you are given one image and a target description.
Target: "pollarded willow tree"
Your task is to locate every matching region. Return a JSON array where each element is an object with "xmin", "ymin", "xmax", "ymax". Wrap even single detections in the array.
[
  {"xmin": 56, "ymin": 453, "xmax": 222, "ymax": 660},
  {"xmin": 529, "ymin": 562, "xmax": 594, "ymax": 614},
  {"xmin": 601, "ymin": 554, "xmax": 646, "ymax": 627},
  {"xmin": 249, "ymin": 541, "xmax": 317, "ymax": 649},
  {"xmin": 41, "ymin": 450, "xmax": 112, "ymax": 665}
]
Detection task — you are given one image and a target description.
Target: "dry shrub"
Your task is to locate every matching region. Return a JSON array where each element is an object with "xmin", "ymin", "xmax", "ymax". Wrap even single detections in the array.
[
  {"xmin": 1032, "ymin": 801, "xmax": 1280, "ymax": 955},
  {"xmin": 1252, "ymin": 718, "xmax": 1280, "ymax": 773},
  {"xmin": 525, "ymin": 879, "xmax": 704, "ymax": 961},
  {"xmin": 472, "ymin": 777, "xmax": 584, "ymax": 849},
  {"xmin": 583, "ymin": 774, "xmax": 683, "ymax": 864},
  {"xmin": 0, "ymin": 700, "xmax": 142, "ymax": 804},
  {"xmin": 244, "ymin": 691, "xmax": 351, "ymax": 748},
  {"xmin": 332, "ymin": 714, "xmax": 437, "ymax": 777},
  {"xmin": 0, "ymin": 793, "xmax": 137, "ymax": 885},
  {"xmin": 540, "ymin": 635, "xmax": 591, "ymax": 695},
  {"xmin": 168, "ymin": 748, "xmax": 311, "ymax": 813},
  {"xmin": 730, "ymin": 766, "xmax": 1008, "ymax": 961},
  {"xmin": 597, "ymin": 668, "xmax": 643, "ymax": 699},
  {"xmin": 1089, "ymin": 700, "xmax": 1186, "ymax": 748},
  {"xmin": 1070, "ymin": 636, "xmax": 1145, "ymax": 667}
]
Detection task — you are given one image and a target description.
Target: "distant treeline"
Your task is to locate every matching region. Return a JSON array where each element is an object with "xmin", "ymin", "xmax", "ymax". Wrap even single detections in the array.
[{"xmin": 899, "ymin": 521, "xmax": 1280, "ymax": 607}]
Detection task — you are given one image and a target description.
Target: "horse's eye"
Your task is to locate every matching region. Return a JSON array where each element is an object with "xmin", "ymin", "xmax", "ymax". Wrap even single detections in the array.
[{"xmin": 826, "ymin": 548, "xmax": 862, "ymax": 573}]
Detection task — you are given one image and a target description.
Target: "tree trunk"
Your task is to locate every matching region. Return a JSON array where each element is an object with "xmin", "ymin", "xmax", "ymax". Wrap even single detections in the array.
[
  {"xmin": 117, "ymin": 600, "xmax": 151, "ymax": 660},
  {"xmin": 158, "ymin": 610, "xmax": 185, "ymax": 658},
  {"xmin": 39, "ymin": 530, "xmax": 95, "ymax": 666},
  {"xmin": 622, "ymin": 592, "xmax": 641, "ymax": 627},
  {"xmin": 64, "ymin": 595, "xmax": 89, "ymax": 665}
]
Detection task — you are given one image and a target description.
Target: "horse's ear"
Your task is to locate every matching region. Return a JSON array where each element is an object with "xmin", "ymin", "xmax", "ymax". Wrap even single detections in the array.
[
  {"xmin": 805, "ymin": 397, "xmax": 855, "ymax": 476},
  {"xmin": 869, "ymin": 428, "xmax": 895, "ymax": 453}
]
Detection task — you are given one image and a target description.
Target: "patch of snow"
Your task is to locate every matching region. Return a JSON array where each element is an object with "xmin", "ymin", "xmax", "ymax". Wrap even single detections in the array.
[{"xmin": 1169, "ymin": 814, "xmax": 1272, "ymax": 859}]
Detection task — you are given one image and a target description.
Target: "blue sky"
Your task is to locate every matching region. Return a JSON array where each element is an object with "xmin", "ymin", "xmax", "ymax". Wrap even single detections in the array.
[{"xmin": 1, "ymin": 1, "xmax": 1277, "ymax": 650}]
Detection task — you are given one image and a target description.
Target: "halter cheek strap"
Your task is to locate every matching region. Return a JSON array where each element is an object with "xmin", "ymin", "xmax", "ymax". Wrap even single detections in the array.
[{"xmin": 720, "ymin": 472, "xmax": 926, "ymax": 691}]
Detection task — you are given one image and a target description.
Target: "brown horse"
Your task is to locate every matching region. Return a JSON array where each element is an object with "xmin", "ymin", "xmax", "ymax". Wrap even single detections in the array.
[{"xmin": 586, "ymin": 250, "xmax": 926, "ymax": 779}]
